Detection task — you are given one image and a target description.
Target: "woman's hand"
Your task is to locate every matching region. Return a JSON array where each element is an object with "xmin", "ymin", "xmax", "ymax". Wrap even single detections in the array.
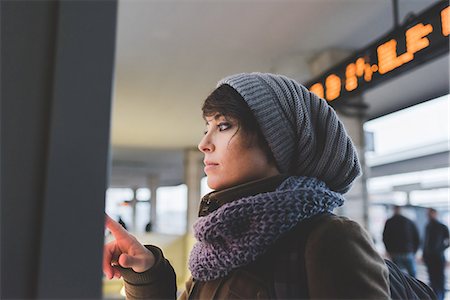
[{"xmin": 103, "ymin": 214, "xmax": 155, "ymax": 279}]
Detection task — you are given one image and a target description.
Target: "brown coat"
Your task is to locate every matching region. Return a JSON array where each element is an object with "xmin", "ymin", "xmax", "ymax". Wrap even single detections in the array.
[
  {"xmin": 122, "ymin": 215, "xmax": 390, "ymax": 299},
  {"xmin": 178, "ymin": 215, "xmax": 389, "ymax": 299},
  {"xmin": 121, "ymin": 176, "xmax": 390, "ymax": 299}
]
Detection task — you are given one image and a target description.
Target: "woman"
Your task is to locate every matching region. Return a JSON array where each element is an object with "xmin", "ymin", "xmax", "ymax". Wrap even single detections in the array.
[{"xmin": 104, "ymin": 73, "xmax": 390, "ymax": 299}]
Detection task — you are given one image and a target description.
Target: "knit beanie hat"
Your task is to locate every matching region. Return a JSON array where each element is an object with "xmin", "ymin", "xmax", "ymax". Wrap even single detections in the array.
[{"xmin": 217, "ymin": 72, "xmax": 361, "ymax": 194}]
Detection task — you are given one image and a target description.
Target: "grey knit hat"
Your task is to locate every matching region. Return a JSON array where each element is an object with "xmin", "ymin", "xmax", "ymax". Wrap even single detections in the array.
[{"xmin": 217, "ymin": 72, "xmax": 361, "ymax": 194}]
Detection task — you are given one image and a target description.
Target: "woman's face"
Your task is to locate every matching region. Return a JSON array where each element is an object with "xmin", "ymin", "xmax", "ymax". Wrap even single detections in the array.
[{"xmin": 198, "ymin": 113, "xmax": 279, "ymax": 190}]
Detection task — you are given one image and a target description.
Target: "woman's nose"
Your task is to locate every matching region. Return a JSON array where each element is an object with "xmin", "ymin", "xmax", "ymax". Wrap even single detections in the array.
[{"xmin": 198, "ymin": 134, "xmax": 214, "ymax": 153}]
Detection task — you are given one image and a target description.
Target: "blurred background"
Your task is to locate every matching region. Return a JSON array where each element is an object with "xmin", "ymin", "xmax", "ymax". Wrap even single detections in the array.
[{"xmin": 2, "ymin": 0, "xmax": 449, "ymax": 299}]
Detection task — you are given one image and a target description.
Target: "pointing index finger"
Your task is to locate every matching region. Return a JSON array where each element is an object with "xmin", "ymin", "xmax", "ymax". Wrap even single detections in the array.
[{"xmin": 105, "ymin": 213, "xmax": 128, "ymax": 239}]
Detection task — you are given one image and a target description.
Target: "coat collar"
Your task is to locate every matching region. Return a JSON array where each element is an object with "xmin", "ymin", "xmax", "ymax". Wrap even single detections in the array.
[{"xmin": 198, "ymin": 174, "xmax": 289, "ymax": 217}]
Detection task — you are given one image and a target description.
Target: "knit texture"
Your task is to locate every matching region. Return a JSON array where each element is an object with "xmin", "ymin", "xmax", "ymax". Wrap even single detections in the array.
[
  {"xmin": 218, "ymin": 73, "xmax": 361, "ymax": 194},
  {"xmin": 188, "ymin": 176, "xmax": 345, "ymax": 281}
]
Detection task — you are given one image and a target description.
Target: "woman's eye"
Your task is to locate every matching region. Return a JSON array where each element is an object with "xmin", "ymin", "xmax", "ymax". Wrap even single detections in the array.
[{"xmin": 218, "ymin": 122, "xmax": 231, "ymax": 131}]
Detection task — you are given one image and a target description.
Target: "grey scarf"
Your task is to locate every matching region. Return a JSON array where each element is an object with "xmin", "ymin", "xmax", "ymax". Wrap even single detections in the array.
[{"xmin": 188, "ymin": 176, "xmax": 345, "ymax": 281}]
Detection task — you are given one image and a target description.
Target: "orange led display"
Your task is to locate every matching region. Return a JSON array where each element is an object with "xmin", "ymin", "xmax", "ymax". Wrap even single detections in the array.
[
  {"xmin": 376, "ymin": 23, "xmax": 433, "ymax": 75},
  {"xmin": 406, "ymin": 23, "xmax": 433, "ymax": 55},
  {"xmin": 377, "ymin": 39, "xmax": 412, "ymax": 74},
  {"xmin": 310, "ymin": 83, "xmax": 325, "ymax": 99},
  {"xmin": 345, "ymin": 57, "xmax": 374, "ymax": 92},
  {"xmin": 364, "ymin": 64, "xmax": 374, "ymax": 81},
  {"xmin": 345, "ymin": 63, "xmax": 357, "ymax": 92},
  {"xmin": 442, "ymin": 6, "xmax": 449, "ymax": 36},
  {"xmin": 355, "ymin": 58, "xmax": 365, "ymax": 77},
  {"xmin": 307, "ymin": 2, "xmax": 449, "ymax": 102},
  {"xmin": 325, "ymin": 74, "xmax": 341, "ymax": 101}
]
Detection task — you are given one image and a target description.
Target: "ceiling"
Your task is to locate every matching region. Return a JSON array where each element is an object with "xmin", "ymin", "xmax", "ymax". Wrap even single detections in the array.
[{"xmin": 109, "ymin": 0, "xmax": 448, "ymax": 187}]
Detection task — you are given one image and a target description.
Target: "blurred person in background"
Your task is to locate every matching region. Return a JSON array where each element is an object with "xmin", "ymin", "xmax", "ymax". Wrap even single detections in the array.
[
  {"xmin": 382, "ymin": 205, "xmax": 420, "ymax": 277},
  {"xmin": 118, "ymin": 216, "xmax": 127, "ymax": 231},
  {"xmin": 423, "ymin": 208, "xmax": 449, "ymax": 300},
  {"xmin": 103, "ymin": 73, "xmax": 390, "ymax": 299},
  {"xmin": 145, "ymin": 221, "xmax": 152, "ymax": 232}
]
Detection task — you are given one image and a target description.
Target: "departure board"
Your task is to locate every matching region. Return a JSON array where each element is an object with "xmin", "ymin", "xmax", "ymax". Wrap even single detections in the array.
[{"xmin": 305, "ymin": 1, "xmax": 449, "ymax": 102}]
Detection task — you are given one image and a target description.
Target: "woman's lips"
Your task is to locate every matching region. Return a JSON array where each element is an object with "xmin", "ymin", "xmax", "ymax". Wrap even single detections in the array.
[{"xmin": 204, "ymin": 162, "xmax": 219, "ymax": 173}]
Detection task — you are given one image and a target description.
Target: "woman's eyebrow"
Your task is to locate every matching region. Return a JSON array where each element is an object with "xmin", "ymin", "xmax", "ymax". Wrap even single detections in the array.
[
  {"xmin": 213, "ymin": 113, "xmax": 224, "ymax": 120},
  {"xmin": 205, "ymin": 113, "xmax": 224, "ymax": 124}
]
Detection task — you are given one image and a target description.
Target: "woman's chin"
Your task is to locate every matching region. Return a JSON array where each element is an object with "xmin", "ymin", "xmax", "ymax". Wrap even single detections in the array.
[
  {"xmin": 207, "ymin": 181, "xmax": 222, "ymax": 191},
  {"xmin": 207, "ymin": 178, "xmax": 230, "ymax": 191}
]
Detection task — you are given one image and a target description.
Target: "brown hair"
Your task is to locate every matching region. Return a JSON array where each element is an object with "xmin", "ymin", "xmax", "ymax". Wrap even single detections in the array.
[{"xmin": 202, "ymin": 84, "xmax": 275, "ymax": 164}]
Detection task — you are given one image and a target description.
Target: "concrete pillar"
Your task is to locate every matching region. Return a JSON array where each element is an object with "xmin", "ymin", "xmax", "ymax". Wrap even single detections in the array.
[
  {"xmin": 308, "ymin": 49, "xmax": 370, "ymax": 228},
  {"xmin": 147, "ymin": 175, "xmax": 160, "ymax": 232},
  {"xmin": 405, "ymin": 191, "xmax": 412, "ymax": 205},
  {"xmin": 184, "ymin": 148, "xmax": 204, "ymax": 233},
  {"xmin": 131, "ymin": 187, "xmax": 138, "ymax": 233},
  {"xmin": 339, "ymin": 112, "xmax": 370, "ymax": 228}
]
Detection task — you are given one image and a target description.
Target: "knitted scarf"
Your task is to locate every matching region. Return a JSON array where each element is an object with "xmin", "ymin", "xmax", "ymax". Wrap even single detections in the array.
[{"xmin": 188, "ymin": 176, "xmax": 345, "ymax": 281}]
